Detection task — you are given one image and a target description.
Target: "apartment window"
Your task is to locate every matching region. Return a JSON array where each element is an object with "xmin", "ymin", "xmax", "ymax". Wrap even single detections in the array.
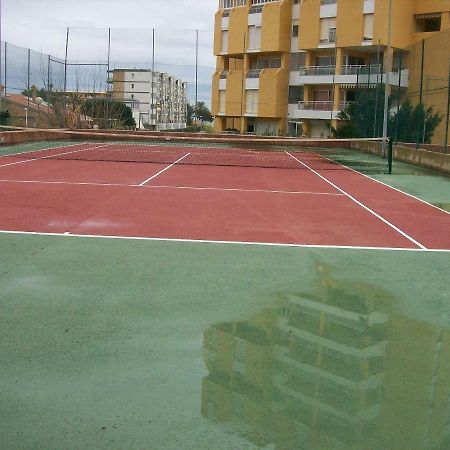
[
  {"xmin": 249, "ymin": 6, "xmax": 263, "ymax": 14},
  {"xmin": 363, "ymin": 14, "xmax": 374, "ymax": 41},
  {"xmin": 288, "ymin": 86, "xmax": 304, "ymax": 104},
  {"xmin": 321, "ymin": 0, "xmax": 336, "ymax": 4},
  {"xmin": 415, "ymin": 13, "xmax": 441, "ymax": 32},
  {"xmin": 246, "ymin": 90, "xmax": 259, "ymax": 114},
  {"xmin": 221, "ymin": 30, "xmax": 229, "ymax": 52},
  {"xmin": 290, "ymin": 52, "xmax": 305, "ymax": 70},
  {"xmin": 131, "ymin": 83, "xmax": 135, "ymax": 89},
  {"xmin": 131, "ymin": 73, "xmax": 135, "ymax": 78},
  {"xmin": 251, "ymin": 58, "xmax": 281, "ymax": 70},
  {"xmin": 292, "ymin": 24, "xmax": 299, "ymax": 38},
  {"xmin": 315, "ymin": 55, "xmax": 336, "ymax": 66},
  {"xmin": 219, "ymin": 90, "xmax": 226, "ymax": 113},
  {"xmin": 320, "ymin": 17, "xmax": 337, "ymax": 44},
  {"xmin": 248, "ymin": 25, "xmax": 262, "ymax": 50}
]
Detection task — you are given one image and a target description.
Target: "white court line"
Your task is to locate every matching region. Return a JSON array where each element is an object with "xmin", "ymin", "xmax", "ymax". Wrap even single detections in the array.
[
  {"xmin": 0, "ymin": 229, "xmax": 448, "ymax": 252},
  {"xmin": 146, "ymin": 184, "xmax": 344, "ymax": 196},
  {"xmin": 320, "ymin": 153, "xmax": 450, "ymax": 217},
  {"xmin": 0, "ymin": 178, "xmax": 344, "ymax": 196},
  {"xmin": 0, "ymin": 143, "xmax": 112, "ymax": 168},
  {"xmin": 138, "ymin": 153, "xmax": 191, "ymax": 186},
  {"xmin": 286, "ymin": 152, "xmax": 427, "ymax": 250}
]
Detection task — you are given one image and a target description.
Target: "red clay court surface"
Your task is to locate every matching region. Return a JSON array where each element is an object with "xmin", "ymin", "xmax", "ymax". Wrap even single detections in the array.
[{"xmin": 0, "ymin": 143, "xmax": 449, "ymax": 251}]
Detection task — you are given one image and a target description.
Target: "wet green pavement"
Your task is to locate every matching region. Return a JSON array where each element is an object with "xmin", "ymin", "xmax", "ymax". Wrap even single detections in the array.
[{"xmin": 1, "ymin": 162, "xmax": 450, "ymax": 450}]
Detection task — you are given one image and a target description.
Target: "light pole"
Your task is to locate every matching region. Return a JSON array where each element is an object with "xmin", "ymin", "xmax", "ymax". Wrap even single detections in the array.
[{"xmin": 382, "ymin": 0, "xmax": 393, "ymax": 155}]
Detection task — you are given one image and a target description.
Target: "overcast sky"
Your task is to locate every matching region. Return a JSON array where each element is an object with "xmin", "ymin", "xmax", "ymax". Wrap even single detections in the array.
[{"xmin": 2, "ymin": 0, "xmax": 218, "ymax": 104}]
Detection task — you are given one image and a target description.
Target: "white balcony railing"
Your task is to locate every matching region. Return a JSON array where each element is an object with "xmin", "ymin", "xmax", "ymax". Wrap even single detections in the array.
[
  {"xmin": 340, "ymin": 64, "xmax": 382, "ymax": 75},
  {"xmin": 246, "ymin": 69, "xmax": 261, "ymax": 78},
  {"xmin": 298, "ymin": 101, "xmax": 353, "ymax": 111},
  {"xmin": 299, "ymin": 65, "xmax": 336, "ymax": 76},
  {"xmin": 219, "ymin": 0, "xmax": 246, "ymax": 9}
]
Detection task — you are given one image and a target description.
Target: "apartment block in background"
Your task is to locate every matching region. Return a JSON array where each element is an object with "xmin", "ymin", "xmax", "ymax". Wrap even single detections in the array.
[
  {"xmin": 211, "ymin": 0, "xmax": 450, "ymax": 141},
  {"xmin": 108, "ymin": 69, "xmax": 188, "ymax": 130}
]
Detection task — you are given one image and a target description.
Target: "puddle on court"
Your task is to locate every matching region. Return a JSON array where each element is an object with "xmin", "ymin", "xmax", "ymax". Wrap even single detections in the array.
[
  {"xmin": 1, "ymin": 235, "xmax": 449, "ymax": 450},
  {"xmin": 201, "ymin": 256, "xmax": 450, "ymax": 450}
]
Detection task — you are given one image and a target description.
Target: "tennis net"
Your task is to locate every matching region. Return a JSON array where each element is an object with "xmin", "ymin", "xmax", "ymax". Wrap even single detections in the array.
[{"xmin": 0, "ymin": 129, "xmax": 392, "ymax": 174}]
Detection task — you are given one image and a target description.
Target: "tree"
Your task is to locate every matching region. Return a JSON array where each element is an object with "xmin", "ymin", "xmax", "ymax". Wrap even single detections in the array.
[
  {"xmin": 194, "ymin": 101, "xmax": 213, "ymax": 123},
  {"xmin": 187, "ymin": 101, "xmax": 212, "ymax": 126},
  {"xmin": 333, "ymin": 87, "xmax": 385, "ymax": 138},
  {"xmin": 333, "ymin": 89, "xmax": 442, "ymax": 144},
  {"xmin": 81, "ymin": 99, "xmax": 136, "ymax": 129},
  {"xmin": 0, "ymin": 109, "xmax": 10, "ymax": 126},
  {"xmin": 393, "ymin": 98, "xmax": 442, "ymax": 144}
]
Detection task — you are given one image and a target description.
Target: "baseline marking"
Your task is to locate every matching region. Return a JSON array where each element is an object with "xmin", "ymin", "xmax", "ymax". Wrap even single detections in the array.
[
  {"xmin": 0, "ymin": 229, "xmax": 448, "ymax": 252},
  {"xmin": 0, "ymin": 178, "xmax": 344, "ymax": 196},
  {"xmin": 0, "ymin": 143, "xmax": 112, "ymax": 168},
  {"xmin": 138, "ymin": 153, "xmax": 191, "ymax": 186},
  {"xmin": 286, "ymin": 152, "xmax": 427, "ymax": 250}
]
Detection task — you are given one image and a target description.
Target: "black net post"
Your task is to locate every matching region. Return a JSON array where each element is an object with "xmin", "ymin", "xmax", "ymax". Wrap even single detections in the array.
[{"xmin": 388, "ymin": 137, "xmax": 393, "ymax": 174}]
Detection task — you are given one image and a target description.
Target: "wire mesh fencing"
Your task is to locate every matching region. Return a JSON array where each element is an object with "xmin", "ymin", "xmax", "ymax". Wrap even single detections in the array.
[{"xmin": 0, "ymin": 27, "xmax": 215, "ymax": 131}]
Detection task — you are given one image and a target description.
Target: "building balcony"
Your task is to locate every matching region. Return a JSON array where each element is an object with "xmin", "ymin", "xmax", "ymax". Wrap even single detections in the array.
[
  {"xmin": 290, "ymin": 65, "xmax": 409, "ymax": 88},
  {"xmin": 288, "ymin": 100, "xmax": 352, "ymax": 120},
  {"xmin": 294, "ymin": 65, "xmax": 336, "ymax": 85}
]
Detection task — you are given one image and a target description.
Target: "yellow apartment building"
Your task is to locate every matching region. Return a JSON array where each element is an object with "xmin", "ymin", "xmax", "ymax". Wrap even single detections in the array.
[{"xmin": 211, "ymin": 0, "xmax": 450, "ymax": 142}]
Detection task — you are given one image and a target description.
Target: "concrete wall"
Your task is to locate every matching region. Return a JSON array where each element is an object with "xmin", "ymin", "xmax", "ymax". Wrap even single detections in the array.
[{"xmin": 394, "ymin": 144, "xmax": 450, "ymax": 175}]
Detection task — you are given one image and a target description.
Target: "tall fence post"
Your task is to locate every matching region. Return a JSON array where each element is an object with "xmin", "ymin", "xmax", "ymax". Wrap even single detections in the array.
[
  {"xmin": 445, "ymin": 58, "xmax": 450, "ymax": 154},
  {"xmin": 195, "ymin": 29, "xmax": 198, "ymax": 114},
  {"xmin": 27, "ymin": 48, "xmax": 30, "ymax": 127},
  {"xmin": 64, "ymin": 27, "xmax": 70, "ymax": 128},
  {"xmin": 106, "ymin": 27, "xmax": 111, "ymax": 129}
]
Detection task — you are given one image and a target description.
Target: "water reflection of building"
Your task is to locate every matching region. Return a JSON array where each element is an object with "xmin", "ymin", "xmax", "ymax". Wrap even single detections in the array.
[{"xmin": 201, "ymin": 271, "xmax": 450, "ymax": 450}]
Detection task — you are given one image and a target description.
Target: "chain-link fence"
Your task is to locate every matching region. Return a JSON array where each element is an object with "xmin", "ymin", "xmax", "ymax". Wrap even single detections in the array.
[{"xmin": 0, "ymin": 27, "xmax": 215, "ymax": 130}]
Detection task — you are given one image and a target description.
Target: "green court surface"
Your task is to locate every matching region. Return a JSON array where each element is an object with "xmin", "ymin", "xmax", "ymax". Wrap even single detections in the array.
[{"xmin": 1, "ymin": 164, "xmax": 450, "ymax": 450}]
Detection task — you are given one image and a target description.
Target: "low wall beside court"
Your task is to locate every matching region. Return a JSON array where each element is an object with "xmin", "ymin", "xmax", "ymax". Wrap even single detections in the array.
[{"xmin": 394, "ymin": 144, "xmax": 450, "ymax": 175}]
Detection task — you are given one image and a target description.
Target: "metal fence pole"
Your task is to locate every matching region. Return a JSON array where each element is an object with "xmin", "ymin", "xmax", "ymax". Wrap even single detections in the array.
[
  {"xmin": 106, "ymin": 27, "xmax": 111, "ymax": 129},
  {"xmin": 64, "ymin": 27, "xmax": 69, "ymax": 127},
  {"xmin": 0, "ymin": 0, "xmax": 2, "ymax": 122},
  {"xmin": 382, "ymin": 0, "xmax": 393, "ymax": 155},
  {"xmin": 27, "ymin": 48, "xmax": 30, "ymax": 126},
  {"xmin": 416, "ymin": 39, "xmax": 425, "ymax": 148},
  {"xmin": 445, "ymin": 58, "xmax": 450, "ymax": 153},
  {"xmin": 152, "ymin": 28, "xmax": 155, "ymax": 130},
  {"xmin": 195, "ymin": 29, "xmax": 198, "ymax": 112},
  {"xmin": 395, "ymin": 50, "xmax": 402, "ymax": 143}
]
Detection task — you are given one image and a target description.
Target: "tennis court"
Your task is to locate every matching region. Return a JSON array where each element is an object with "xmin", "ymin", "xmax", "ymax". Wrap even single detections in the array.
[
  {"xmin": 1, "ymin": 131, "xmax": 450, "ymax": 450},
  {"xmin": 0, "ymin": 133, "xmax": 449, "ymax": 251}
]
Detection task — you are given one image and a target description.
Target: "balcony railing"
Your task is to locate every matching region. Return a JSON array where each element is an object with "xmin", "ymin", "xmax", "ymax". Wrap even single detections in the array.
[
  {"xmin": 298, "ymin": 101, "xmax": 353, "ymax": 111},
  {"xmin": 299, "ymin": 65, "xmax": 336, "ymax": 76},
  {"xmin": 246, "ymin": 69, "xmax": 261, "ymax": 78},
  {"xmin": 340, "ymin": 64, "xmax": 382, "ymax": 75},
  {"xmin": 219, "ymin": 0, "xmax": 246, "ymax": 9}
]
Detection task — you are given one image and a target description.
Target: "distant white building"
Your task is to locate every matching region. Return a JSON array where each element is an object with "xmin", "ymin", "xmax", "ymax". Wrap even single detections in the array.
[{"xmin": 108, "ymin": 69, "xmax": 187, "ymax": 130}]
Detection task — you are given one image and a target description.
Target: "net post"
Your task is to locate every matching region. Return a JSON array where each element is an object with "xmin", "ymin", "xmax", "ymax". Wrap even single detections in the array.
[{"xmin": 388, "ymin": 137, "xmax": 393, "ymax": 174}]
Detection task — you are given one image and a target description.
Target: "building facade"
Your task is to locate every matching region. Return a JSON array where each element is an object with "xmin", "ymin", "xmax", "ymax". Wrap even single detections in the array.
[
  {"xmin": 211, "ymin": 0, "xmax": 450, "ymax": 141},
  {"xmin": 109, "ymin": 69, "xmax": 188, "ymax": 130}
]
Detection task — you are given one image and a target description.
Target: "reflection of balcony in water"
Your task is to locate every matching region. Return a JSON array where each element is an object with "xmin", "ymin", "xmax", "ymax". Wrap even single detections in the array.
[{"xmin": 201, "ymin": 266, "xmax": 450, "ymax": 450}]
